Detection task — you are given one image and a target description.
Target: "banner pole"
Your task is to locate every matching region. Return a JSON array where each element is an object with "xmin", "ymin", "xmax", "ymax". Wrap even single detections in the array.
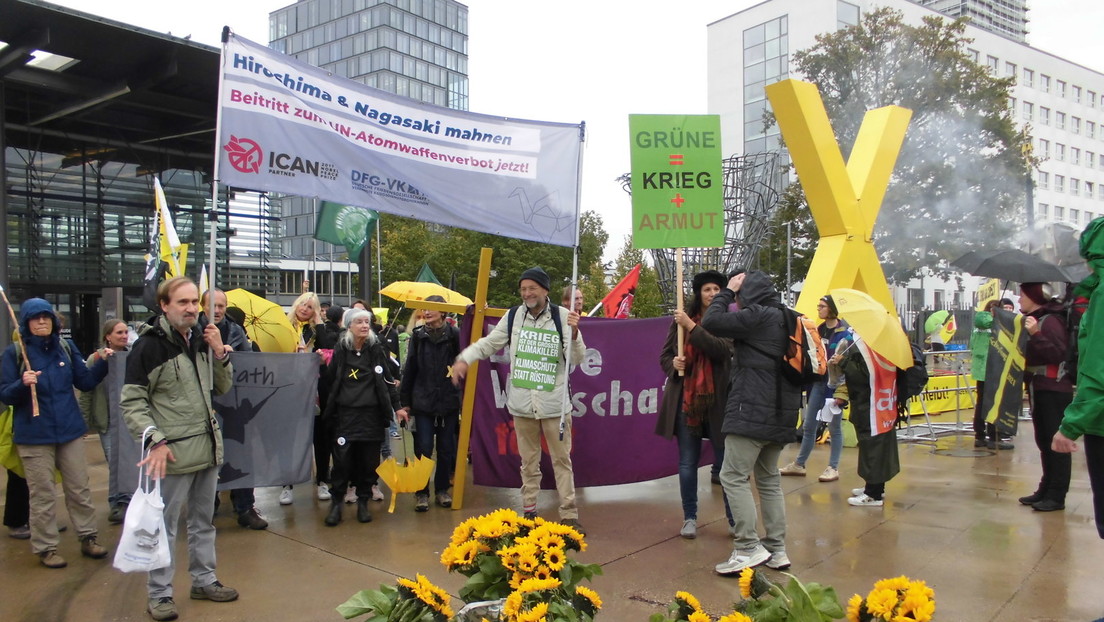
[
  {"xmin": 560, "ymin": 121, "xmax": 585, "ymax": 441},
  {"xmin": 205, "ymin": 27, "xmax": 232, "ymax": 391},
  {"xmin": 676, "ymin": 247, "xmax": 685, "ymax": 376},
  {"xmin": 452, "ymin": 247, "xmax": 494, "ymax": 510}
]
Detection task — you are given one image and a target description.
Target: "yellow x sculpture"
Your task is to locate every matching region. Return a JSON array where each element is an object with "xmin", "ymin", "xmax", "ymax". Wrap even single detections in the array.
[{"xmin": 764, "ymin": 79, "xmax": 912, "ymax": 320}]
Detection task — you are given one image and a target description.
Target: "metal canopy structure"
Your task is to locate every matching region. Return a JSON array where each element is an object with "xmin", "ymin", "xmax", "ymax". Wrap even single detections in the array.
[{"xmin": 1, "ymin": 0, "xmax": 220, "ymax": 173}]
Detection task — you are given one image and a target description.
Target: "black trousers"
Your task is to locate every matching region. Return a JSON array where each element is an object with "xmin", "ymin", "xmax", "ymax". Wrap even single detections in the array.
[
  {"xmin": 864, "ymin": 482, "xmax": 886, "ymax": 500},
  {"xmin": 314, "ymin": 415, "xmax": 331, "ymax": 485},
  {"xmin": 972, "ymin": 381, "xmax": 999, "ymax": 442},
  {"xmin": 4, "ymin": 469, "xmax": 29, "ymax": 528},
  {"xmin": 329, "ymin": 439, "xmax": 382, "ymax": 500},
  {"xmin": 1030, "ymin": 389, "xmax": 1073, "ymax": 502},
  {"xmin": 1085, "ymin": 434, "xmax": 1104, "ymax": 539}
]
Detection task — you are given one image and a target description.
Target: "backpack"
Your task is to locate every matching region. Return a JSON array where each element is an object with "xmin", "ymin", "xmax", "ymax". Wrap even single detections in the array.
[
  {"xmin": 747, "ymin": 305, "xmax": 823, "ymax": 386},
  {"xmin": 896, "ymin": 342, "xmax": 928, "ymax": 415},
  {"xmin": 1062, "ymin": 282, "xmax": 1089, "ymax": 382},
  {"xmin": 13, "ymin": 338, "xmax": 73, "ymax": 370}
]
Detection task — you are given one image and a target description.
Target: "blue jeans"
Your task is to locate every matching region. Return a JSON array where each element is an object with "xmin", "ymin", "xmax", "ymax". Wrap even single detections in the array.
[
  {"xmin": 676, "ymin": 412, "xmax": 733, "ymax": 525},
  {"xmin": 412, "ymin": 412, "xmax": 458, "ymax": 496},
  {"xmin": 795, "ymin": 382, "xmax": 843, "ymax": 470}
]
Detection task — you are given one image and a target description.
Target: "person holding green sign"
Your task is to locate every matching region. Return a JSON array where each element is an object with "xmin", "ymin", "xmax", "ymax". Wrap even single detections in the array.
[{"xmin": 452, "ymin": 267, "xmax": 586, "ymax": 533}]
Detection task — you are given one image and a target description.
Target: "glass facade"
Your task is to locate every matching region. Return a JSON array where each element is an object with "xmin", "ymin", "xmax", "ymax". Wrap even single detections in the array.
[
  {"xmin": 742, "ymin": 15, "xmax": 788, "ymax": 156},
  {"xmin": 269, "ymin": 0, "xmax": 469, "ymax": 111}
]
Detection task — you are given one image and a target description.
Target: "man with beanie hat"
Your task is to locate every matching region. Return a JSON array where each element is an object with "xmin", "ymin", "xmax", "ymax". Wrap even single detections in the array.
[
  {"xmin": 452, "ymin": 267, "xmax": 586, "ymax": 532},
  {"xmin": 1018, "ymin": 281, "xmax": 1074, "ymax": 512}
]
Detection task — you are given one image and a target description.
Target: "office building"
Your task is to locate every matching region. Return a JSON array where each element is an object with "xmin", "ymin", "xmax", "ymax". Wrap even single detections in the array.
[
  {"xmin": 914, "ymin": 0, "xmax": 1029, "ymax": 42},
  {"xmin": 266, "ymin": 0, "xmax": 469, "ymax": 298}
]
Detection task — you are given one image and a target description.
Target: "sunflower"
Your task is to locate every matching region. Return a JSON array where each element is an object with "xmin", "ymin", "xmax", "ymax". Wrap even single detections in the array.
[
  {"xmin": 543, "ymin": 547, "xmax": 567, "ymax": 572},
  {"xmin": 532, "ymin": 564, "xmax": 553, "ymax": 581},
  {"xmin": 846, "ymin": 594, "xmax": 864, "ymax": 622},
  {"xmin": 675, "ymin": 591, "xmax": 704, "ymax": 614},
  {"xmin": 873, "ymin": 576, "xmax": 911, "ymax": 593},
  {"xmin": 688, "ymin": 611, "xmax": 712, "ymax": 622},
  {"xmin": 718, "ymin": 613, "xmax": 753, "ymax": 622},
  {"xmin": 517, "ymin": 602, "xmax": 549, "ymax": 622},
  {"xmin": 503, "ymin": 592, "xmax": 523, "ymax": 618},
  {"xmin": 738, "ymin": 567, "xmax": 754, "ymax": 599},
  {"xmin": 575, "ymin": 586, "xmax": 602, "ymax": 612},
  {"xmin": 516, "ymin": 577, "xmax": 562, "ymax": 594},
  {"xmin": 865, "ymin": 588, "xmax": 900, "ymax": 619}
]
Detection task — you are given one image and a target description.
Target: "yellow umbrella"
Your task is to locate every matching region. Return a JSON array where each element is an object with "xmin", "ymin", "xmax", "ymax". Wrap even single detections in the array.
[
  {"xmin": 829, "ymin": 288, "xmax": 914, "ymax": 370},
  {"xmin": 380, "ymin": 281, "xmax": 473, "ymax": 306},
  {"xmin": 225, "ymin": 288, "xmax": 299, "ymax": 353},
  {"xmin": 376, "ymin": 435, "xmax": 435, "ymax": 513}
]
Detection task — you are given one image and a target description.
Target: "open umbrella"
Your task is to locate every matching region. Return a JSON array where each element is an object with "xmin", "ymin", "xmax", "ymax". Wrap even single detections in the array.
[
  {"xmin": 951, "ymin": 249, "xmax": 1076, "ymax": 283},
  {"xmin": 376, "ymin": 429, "xmax": 434, "ymax": 513},
  {"xmin": 923, "ymin": 310, "xmax": 950, "ymax": 335},
  {"xmin": 830, "ymin": 288, "xmax": 914, "ymax": 370},
  {"xmin": 380, "ymin": 281, "xmax": 473, "ymax": 306},
  {"xmin": 225, "ymin": 288, "xmax": 298, "ymax": 353}
]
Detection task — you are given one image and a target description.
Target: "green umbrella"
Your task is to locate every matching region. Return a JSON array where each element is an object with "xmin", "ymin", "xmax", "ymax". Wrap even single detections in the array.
[{"xmin": 923, "ymin": 310, "xmax": 950, "ymax": 334}]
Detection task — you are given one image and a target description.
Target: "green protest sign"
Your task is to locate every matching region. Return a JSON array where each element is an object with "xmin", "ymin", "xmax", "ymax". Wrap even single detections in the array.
[
  {"xmin": 510, "ymin": 327, "xmax": 561, "ymax": 391},
  {"xmin": 629, "ymin": 115, "xmax": 724, "ymax": 249},
  {"xmin": 315, "ymin": 201, "xmax": 379, "ymax": 256}
]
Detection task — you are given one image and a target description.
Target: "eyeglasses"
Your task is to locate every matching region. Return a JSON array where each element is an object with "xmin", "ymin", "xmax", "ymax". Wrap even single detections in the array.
[{"xmin": 816, "ymin": 304, "xmax": 828, "ymax": 309}]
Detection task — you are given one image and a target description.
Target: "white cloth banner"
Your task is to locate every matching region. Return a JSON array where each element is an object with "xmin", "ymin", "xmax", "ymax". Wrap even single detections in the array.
[{"xmin": 217, "ymin": 34, "xmax": 583, "ymax": 247}]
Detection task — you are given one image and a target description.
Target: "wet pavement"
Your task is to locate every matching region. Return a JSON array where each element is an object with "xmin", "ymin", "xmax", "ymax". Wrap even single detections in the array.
[{"xmin": 2, "ymin": 419, "xmax": 1101, "ymax": 621}]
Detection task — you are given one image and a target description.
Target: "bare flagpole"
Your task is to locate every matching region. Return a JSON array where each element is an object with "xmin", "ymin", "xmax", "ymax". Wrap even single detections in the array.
[
  {"xmin": 206, "ymin": 26, "xmax": 232, "ymax": 388},
  {"xmin": 560, "ymin": 121, "xmax": 586, "ymax": 441}
]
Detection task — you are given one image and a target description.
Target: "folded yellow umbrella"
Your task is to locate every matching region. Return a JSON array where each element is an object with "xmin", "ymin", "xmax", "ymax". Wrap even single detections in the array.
[{"xmin": 376, "ymin": 428, "xmax": 434, "ymax": 513}]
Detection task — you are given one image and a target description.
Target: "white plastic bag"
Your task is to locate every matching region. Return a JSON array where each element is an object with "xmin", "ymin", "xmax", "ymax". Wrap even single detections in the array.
[{"xmin": 113, "ymin": 427, "xmax": 171, "ymax": 573}]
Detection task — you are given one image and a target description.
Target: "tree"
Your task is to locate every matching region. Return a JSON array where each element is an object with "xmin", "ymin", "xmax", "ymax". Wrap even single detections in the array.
[
  {"xmin": 376, "ymin": 210, "xmax": 609, "ymax": 315},
  {"xmin": 770, "ymin": 8, "xmax": 1032, "ymax": 283},
  {"xmin": 756, "ymin": 182, "xmax": 817, "ymax": 300}
]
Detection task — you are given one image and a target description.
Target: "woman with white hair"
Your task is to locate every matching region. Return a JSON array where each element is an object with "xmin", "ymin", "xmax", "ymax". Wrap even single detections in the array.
[{"xmin": 319, "ymin": 309, "xmax": 408, "ymax": 526}]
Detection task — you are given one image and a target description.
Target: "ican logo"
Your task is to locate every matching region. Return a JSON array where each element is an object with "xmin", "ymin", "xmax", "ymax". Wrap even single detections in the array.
[
  {"xmin": 268, "ymin": 151, "xmax": 339, "ymax": 180},
  {"xmin": 223, "ymin": 135, "xmax": 263, "ymax": 174}
]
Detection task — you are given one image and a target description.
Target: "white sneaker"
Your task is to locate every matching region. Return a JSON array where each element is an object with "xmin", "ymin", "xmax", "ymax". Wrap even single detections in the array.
[
  {"xmin": 715, "ymin": 545, "xmax": 770, "ymax": 575},
  {"xmin": 848, "ymin": 493, "xmax": 884, "ymax": 507},
  {"xmin": 317, "ymin": 483, "xmax": 331, "ymax": 501},
  {"xmin": 765, "ymin": 550, "xmax": 791, "ymax": 570},
  {"xmin": 779, "ymin": 461, "xmax": 806, "ymax": 476},
  {"xmin": 851, "ymin": 488, "xmax": 886, "ymax": 499},
  {"xmin": 345, "ymin": 486, "xmax": 357, "ymax": 504},
  {"xmin": 279, "ymin": 486, "xmax": 293, "ymax": 505},
  {"xmin": 680, "ymin": 519, "xmax": 697, "ymax": 539},
  {"xmin": 818, "ymin": 467, "xmax": 839, "ymax": 482},
  {"xmin": 371, "ymin": 484, "xmax": 385, "ymax": 502}
]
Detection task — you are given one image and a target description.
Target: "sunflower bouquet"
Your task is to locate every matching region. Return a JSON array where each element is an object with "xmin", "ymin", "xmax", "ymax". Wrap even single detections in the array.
[
  {"xmin": 440, "ymin": 508, "xmax": 601, "ymax": 603},
  {"xmin": 845, "ymin": 576, "xmax": 935, "ymax": 622},
  {"xmin": 338, "ymin": 509, "xmax": 602, "ymax": 622},
  {"xmin": 338, "ymin": 573, "xmax": 455, "ymax": 622},
  {"xmin": 651, "ymin": 567, "xmax": 845, "ymax": 622}
]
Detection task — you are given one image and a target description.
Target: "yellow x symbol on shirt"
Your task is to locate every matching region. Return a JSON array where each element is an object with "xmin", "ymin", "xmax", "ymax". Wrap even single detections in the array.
[
  {"xmin": 765, "ymin": 79, "xmax": 912, "ymax": 320},
  {"xmin": 348, "ymin": 368, "xmax": 360, "ymax": 380}
]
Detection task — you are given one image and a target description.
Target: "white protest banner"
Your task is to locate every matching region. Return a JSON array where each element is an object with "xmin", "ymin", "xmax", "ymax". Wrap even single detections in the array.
[{"xmin": 217, "ymin": 33, "xmax": 583, "ymax": 247}]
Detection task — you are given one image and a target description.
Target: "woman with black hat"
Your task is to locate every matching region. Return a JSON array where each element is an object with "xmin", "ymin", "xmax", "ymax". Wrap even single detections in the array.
[{"xmin": 655, "ymin": 270, "xmax": 734, "ymax": 539}]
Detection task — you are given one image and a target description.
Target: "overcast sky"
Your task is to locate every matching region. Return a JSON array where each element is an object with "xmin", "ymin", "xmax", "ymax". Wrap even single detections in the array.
[{"xmin": 50, "ymin": 0, "xmax": 1104, "ymax": 262}]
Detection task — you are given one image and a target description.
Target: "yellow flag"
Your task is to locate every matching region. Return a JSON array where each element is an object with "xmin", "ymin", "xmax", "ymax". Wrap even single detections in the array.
[
  {"xmin": 976, "ymin": 278, "xmax": 1000, "ymax": 311},
  {"xmin": 155, "ymin": 178, "xmax": 183, "ymax": 277}
]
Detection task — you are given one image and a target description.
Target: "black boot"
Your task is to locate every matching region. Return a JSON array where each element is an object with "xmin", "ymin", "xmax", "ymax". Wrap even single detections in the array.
[
  {"xmin": 325, "ymin": 501, "xmax": 343, "ymax": 526},
  {"xmin": 1032, "ymin": 498, "xmax": 1065, "ymax": 512},
  {"xmin": 357, "ymin": 498, "xmax": 372, "ymax": 523},
  {"xmin": 1018, "ymin": 490, "xmax": 1045, "ymax": 505}
]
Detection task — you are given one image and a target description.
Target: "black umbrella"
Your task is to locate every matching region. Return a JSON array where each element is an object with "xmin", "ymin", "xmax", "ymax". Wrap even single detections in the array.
[{"xmin": 951, "ymin": 249, "xmax": 1076, "ymax": 283}]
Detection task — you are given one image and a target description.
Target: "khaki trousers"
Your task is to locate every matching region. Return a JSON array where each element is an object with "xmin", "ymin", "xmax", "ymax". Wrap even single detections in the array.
[
  {"xmin": 514, "ymin": 415, "xmax": 577, "ymax": 520},
  {"xmin": 17, "ymin": 439, "xmax": 99, "ymax": 554}
]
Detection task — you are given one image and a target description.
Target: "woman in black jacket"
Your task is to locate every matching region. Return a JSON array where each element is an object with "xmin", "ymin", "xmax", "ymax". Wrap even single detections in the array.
[
  {"xmin": 320, "ymin": 309, "xmax": 407, "ymax": 526},
  {"xmin": 655, "ymin": 270, "xmax": 734, "ymax": 540}
]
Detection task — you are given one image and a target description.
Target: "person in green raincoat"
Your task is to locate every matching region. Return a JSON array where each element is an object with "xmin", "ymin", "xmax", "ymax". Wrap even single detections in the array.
[{"xmin": 1052, "ymin": 216, "xmax": 1104, "ymax": 538}]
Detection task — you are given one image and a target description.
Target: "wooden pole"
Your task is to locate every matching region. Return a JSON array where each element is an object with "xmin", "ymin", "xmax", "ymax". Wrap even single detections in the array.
[
  {"xmin": 676, "ymin": 247, "xmax": 685, "ymax": 377},
  {"xmin": 451, "ymin": 247, "xmax": 494, "ymax": 510},
  {"xmin": 0, "ymin": 285, "xmax": 38, "ymax": 416}
]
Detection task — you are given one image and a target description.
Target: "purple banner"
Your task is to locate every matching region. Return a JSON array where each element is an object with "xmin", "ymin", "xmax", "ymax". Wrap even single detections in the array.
[{"xmin": 465, "ymin": 312, "xmax": 716, "ymax": 488}]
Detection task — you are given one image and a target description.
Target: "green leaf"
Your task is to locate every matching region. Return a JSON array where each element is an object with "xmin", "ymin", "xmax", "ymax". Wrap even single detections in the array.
[
  {"xmin": 805, "ymin": 584, "xmax": 846, "ymax": 619},
  {"xmin": 336, "ymin": 587, "xmax": 394, "ymax": 620}
]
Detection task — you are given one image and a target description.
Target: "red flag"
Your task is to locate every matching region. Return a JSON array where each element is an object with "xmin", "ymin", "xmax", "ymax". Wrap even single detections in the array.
[{"xmin": 600, "ymin": 264, "xmax": 642, "ymax": 319}]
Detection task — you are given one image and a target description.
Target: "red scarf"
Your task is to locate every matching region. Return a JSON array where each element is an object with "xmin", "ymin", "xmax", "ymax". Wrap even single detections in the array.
[{"xmin": 681, "ymin": 319, "xmax": 715, "ymax": 432}]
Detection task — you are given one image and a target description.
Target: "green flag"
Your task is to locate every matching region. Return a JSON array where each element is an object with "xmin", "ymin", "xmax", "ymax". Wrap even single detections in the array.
[
  {"xmin": 414, "ymin": 262, "xmax": 442, "ymax": 285},
  {"xmin": 315, "ymin": 201, "xmax": 378, "ymax": 256}
]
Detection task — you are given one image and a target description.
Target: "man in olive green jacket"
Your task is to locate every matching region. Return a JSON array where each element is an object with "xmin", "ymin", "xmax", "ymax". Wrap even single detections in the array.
[{"xmin": 121, "ymin": 277, "xmax": 236, "ymax": 621}]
